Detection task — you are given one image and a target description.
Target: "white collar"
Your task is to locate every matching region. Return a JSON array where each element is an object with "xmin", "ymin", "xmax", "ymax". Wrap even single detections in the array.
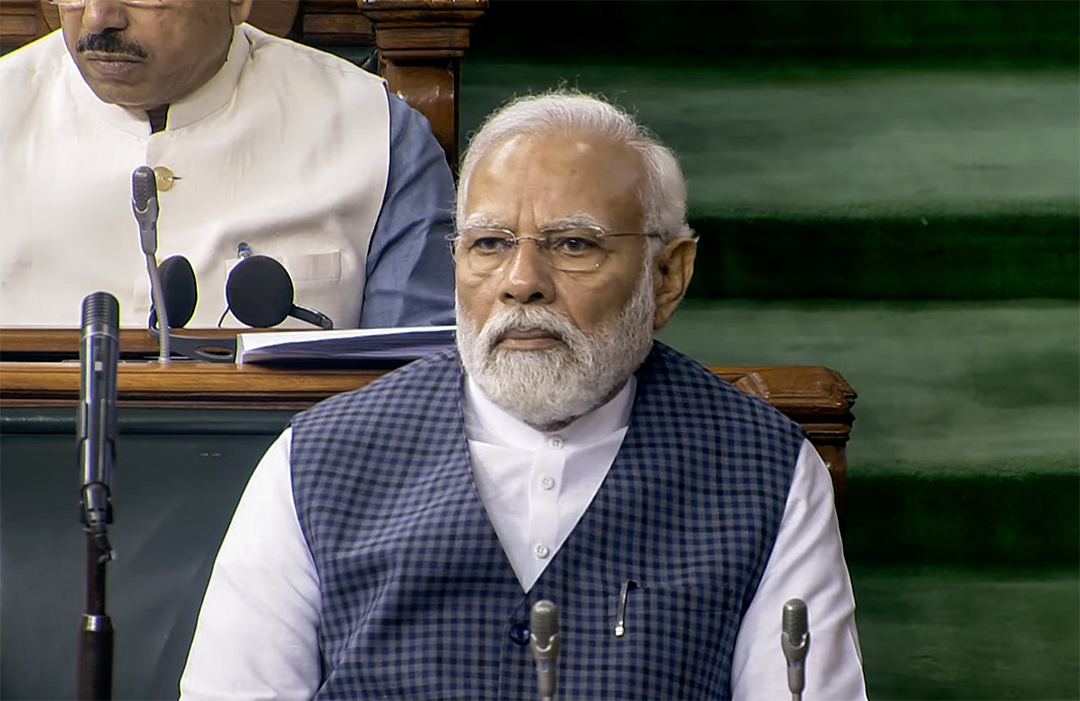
[
  {"xmin": 62, "ymin": 24, "xmax": 251, "ymax": 137},
  {"xmin": 463, "ymin": 373, "xmax": 636, "ymax": 450}
]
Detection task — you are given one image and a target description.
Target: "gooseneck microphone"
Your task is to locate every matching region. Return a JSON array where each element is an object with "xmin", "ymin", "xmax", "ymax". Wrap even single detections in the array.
[
  {"xmin": 226, "ymin": 254, "xmax": 334, "ymax": 329},
  {"xmin": 781, "ymin": 598, "xmax": 810, "ymax": 701},
  {"xmin": 131, "ymin": 166, "xmax": 158, "ymax": 256},
  {"xmin": 76, "ymin": 292, "xmax": 119, "ymax": 701},
  {"xmin": 146, "ymin": 256, "xmax": 237, "ymax": 363},
  {"xmin": 132, "ymin": 166, "xmax": 170, "ymax": 363},
  {"xmin": 530, "ymin": 600, "xmax": 560, "ymax": 701}
]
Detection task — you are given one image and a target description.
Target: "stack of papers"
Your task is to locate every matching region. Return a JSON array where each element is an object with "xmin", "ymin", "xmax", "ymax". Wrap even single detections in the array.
[{"xmin": 236, "ymin": 325, "xmax": 456, "ymax": 368}]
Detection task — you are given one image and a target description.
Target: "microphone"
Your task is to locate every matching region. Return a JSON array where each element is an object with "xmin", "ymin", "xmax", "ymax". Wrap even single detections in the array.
[
  {"xmin": 781, "ymin": 598, "xmax": 810, "ymax": 701},
  {"xmin": 131, "ymin": 166, "xmax": 170, "ymax": 363},
  {"xmin": 78, "ymin": 292, "xmax": 120, "ymax": 559},
  {"xmin": 226, "ymin": 254, "xmax": 334, "ymax": 329},
  {"xmin": 529, "ymin": 600, "xmax": 560, "ymax": 701},
  {"xmin": 131, "ymin": 166, "xmax": 158, "ymax": 257},
  {"xmin": 147, "ymin": 255, "xmax": 237, "ymax": 363}
]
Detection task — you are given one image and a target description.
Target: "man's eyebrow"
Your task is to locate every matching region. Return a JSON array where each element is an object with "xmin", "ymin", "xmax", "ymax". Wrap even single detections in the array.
[
  {"xmin": 460, "ymin": 213, "xmax": 506, "ymax": 230},
  {"xmin": 460, "ymin": 212, "xmax": 608, "ymax": 232},
  {"xmin": 541, "ymin": 213, "xmax": 606, "ymax": 231}
]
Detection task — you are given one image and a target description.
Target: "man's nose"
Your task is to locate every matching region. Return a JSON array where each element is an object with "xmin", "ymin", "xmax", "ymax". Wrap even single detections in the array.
[
  {"xmin": 80, "ymin": 0, "xmax": 130, "ymax": 36},
  {"xmin": 499, "ymin": 238, "xmax": 555, "ymax": 305}
]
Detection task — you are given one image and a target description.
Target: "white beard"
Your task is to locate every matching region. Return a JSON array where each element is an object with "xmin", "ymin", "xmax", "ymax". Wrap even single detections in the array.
[{"xmin": 456, "ymin": 266, "xmax": 656, "ymax": 431}]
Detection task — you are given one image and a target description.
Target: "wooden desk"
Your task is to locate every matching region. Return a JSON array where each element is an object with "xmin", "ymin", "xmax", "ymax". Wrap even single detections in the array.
[{"xmin": 0, "ymin": 328, "xmax": 856, "ymax": 523}]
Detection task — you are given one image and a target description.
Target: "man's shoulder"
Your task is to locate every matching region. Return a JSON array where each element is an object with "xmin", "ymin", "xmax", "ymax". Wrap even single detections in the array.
[
  {"xmin": 239, "ymin": 23, "xmax": 385, "ymax": 91},
  {"xmin": 294, "ymin": 348, "xmax": 462, "ymax": 427},
  {"xmin": 0, "ymin": 30, "xmax": 66, "ymax": 81},
  {"xmin": 0, "ymin": 32, "xmax": 69, "ymax": 133},
  {"xmin": 642, "ymin": 342, "xmax": 805, "ymax": 436}
]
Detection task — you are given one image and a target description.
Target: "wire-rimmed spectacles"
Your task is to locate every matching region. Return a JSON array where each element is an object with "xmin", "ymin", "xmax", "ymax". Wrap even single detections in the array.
[{"xmin": 449, "ymin": 225, "xmax": 660, "ymax": 274}]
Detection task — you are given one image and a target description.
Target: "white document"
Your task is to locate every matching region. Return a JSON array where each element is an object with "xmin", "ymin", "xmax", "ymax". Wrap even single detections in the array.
[{"xmin": 236, "ymin": 325, "xmax": 455, "ymax": 367}]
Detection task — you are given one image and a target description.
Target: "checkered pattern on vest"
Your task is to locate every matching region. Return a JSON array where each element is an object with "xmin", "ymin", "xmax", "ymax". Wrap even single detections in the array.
[{"xmin": 291, "ymin": 341, "xmax": 804, "ymax": 700}]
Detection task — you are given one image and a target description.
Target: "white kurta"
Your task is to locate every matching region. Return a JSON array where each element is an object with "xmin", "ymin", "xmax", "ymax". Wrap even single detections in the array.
[{"xmin": 0, "ymin": 25, "xmax": 390, "ymax": 329}]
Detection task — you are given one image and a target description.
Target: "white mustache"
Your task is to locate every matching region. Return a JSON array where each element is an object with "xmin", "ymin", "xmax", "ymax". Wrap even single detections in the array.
[{"xmin": 478, "ymin": 307, "xmax": 580, "ymax": 354}]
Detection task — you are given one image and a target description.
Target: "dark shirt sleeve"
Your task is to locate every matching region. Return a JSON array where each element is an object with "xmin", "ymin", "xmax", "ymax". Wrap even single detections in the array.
[{"xmin": 358, "ymin": 88, "xmax": 457, "ymax": 328}]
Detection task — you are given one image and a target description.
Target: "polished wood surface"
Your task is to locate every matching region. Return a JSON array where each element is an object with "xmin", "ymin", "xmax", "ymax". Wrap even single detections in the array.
[
  {"xmin": 0, "ymin": 328, "xmax": 855, "ymax": 523},
  {"xmin": 0, "ymin": 0, "xmax": 50, "ymax": 50},
  {"xmin": 0, "ymin": 328, "xmax": 222, "ymax": 359}
]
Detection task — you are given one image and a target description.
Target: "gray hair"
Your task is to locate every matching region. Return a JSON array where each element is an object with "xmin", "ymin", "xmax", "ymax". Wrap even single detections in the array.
[{"xmin": 457, "ymin": 91, "xmax": 695, "ymax": 251}]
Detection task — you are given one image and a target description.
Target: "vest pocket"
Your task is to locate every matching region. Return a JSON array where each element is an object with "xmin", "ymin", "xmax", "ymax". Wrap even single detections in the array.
[
  {"xmin": 281, "ymin": 250, "xmax": 342, "ymax": 285},
  {"xmin": 557, "ymin": 584, "xmax": 741, "ymax": 698}
]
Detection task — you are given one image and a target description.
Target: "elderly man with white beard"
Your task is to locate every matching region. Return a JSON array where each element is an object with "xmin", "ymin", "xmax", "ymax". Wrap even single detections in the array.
[{"xmin": 180, "ymin": 92, "xmax": 867, "ymax": 701}]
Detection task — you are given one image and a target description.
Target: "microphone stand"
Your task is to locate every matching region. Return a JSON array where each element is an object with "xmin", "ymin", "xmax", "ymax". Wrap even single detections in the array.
[
  {"xmin": 76, "ymin": 290, "xmax": 118, "ymax": 700},
  {"xmin": 77, "ymin": 526, "xmax": 114, "ymax": 700}
]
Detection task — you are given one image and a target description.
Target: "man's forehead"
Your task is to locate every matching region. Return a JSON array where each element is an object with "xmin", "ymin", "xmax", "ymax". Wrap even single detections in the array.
[{"xmin": 461, "ymin": 128, "xmax": 646, "ymax": 233}]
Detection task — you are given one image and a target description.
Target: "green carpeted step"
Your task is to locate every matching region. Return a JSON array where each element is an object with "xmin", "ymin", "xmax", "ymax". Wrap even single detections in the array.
[
  {"xmin": 851, "ymin": 564, "xmax": 1080, "ymax": 700},
  {"xmin": 687, "ymin": 214, "xmax": 1079, "ymax": 300}
]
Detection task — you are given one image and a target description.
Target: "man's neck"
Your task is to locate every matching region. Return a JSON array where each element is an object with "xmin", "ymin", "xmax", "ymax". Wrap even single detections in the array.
[
  {"xmin": 523, "ymin": 379, "xmax": 632, "ymax": 434},
  {"xmin": 146, "ymin": 105, "xmax": 169, "ymax": 134}
]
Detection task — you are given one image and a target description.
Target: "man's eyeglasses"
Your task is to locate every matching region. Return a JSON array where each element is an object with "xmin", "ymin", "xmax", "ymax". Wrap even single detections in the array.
[
  {"xmin": 48, "ymin": 0, "xmax": 166, "ymax": 7},
  {"xmin": 450, "ymin": 226, "xmax": 660, "ymax": 274}
]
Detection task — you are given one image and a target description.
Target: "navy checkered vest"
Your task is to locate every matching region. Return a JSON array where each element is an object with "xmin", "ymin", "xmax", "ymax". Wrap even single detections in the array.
[{"xmin": 291, "ymin": 341, "xmax": 804, "ymax": 699}]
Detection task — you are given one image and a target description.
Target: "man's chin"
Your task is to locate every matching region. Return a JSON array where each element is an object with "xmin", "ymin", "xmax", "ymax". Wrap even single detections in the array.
[{"xmin": 83, "ymin": 80, "xmax": 155, "ymax": 109}]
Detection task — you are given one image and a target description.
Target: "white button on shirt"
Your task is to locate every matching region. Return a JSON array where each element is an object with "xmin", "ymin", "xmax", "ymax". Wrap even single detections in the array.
[
  {"xmin": 464, "ymin": 375, "xmax": 634, "ymax": 591},
  {"xmin": 181, "ymin": 375, "xmax": 867, "ymax": 701}
]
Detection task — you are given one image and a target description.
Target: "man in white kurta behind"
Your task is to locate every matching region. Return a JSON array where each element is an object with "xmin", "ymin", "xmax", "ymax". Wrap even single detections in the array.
[{"xmin": 0, "ymin": 0, "xmax": 456, "ymax": 329}]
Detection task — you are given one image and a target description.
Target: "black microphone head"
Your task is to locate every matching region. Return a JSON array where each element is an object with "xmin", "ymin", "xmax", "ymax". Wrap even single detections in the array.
[
  {"xmin": 782, "ymin": 598, "xmax": 808, "ymax": 643},
  {"xmin": 81, "ymin": 291, "xmax": 119, "ymax": 330},
  {"xmin": 226, "ymin": 254, "xmax": 294, "ymax": 328},
  {"xmin": 132, "ymin": 166, "xmax": 157, "ymax": 211},
  {"xmin": 157, "ymin": 255, "xmax": 197, "ymax": 328}
]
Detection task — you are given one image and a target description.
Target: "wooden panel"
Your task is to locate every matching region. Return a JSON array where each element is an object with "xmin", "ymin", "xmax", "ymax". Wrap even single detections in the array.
[
  {"xmin": 302, "ymin": 13, "xmax": 375, "ymax": 45},
  {"xmin": 0, "ymin": 328, "xmax": 229, "ymax": 360},
  {"xmin": 363, "ymin": 0, "xmax": 488, "ymax": 171},
  {"xmin": 0, "ymin": 329, "xmax": 856, "ymax": 437},
  {"xmin": 248, "ymin": 0, "xmax": 301, "ymax": 37},
  {"xmin": 380, "ymin": 60, "xmax": 456, "ymax": 159},
  {"xmin": 299, "ymin": 0, "xmax": 374, "ymax": 44},
  {"xmin": 0, "ymin": 356, "xmax": 853, "ymax": 419},
  {"xmin": 0, "ymin": 0, "xmax": 48, "ymax": 52},
  {"xmin": 0, "ymin": 360, "xmax": 382, "ymax": 410},
  {"xmin": 0, "ymin": 326, "xmax": 856, "ymax": 525}
]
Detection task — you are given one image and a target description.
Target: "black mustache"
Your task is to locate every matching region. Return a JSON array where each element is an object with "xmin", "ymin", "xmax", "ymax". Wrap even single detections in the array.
[{"xmin": 76, "ymin": 31, "xmax": 148, "ymax": 58}]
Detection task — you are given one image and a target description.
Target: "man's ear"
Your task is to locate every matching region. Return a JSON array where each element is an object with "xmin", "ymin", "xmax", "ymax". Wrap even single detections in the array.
[
  {"xmin": 652, "ymin": 237, "xmax": 697, "ymax": 331},
  {"xmin": 230, "ymin": 0, "xmax": 254, "ymax": 25}
]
